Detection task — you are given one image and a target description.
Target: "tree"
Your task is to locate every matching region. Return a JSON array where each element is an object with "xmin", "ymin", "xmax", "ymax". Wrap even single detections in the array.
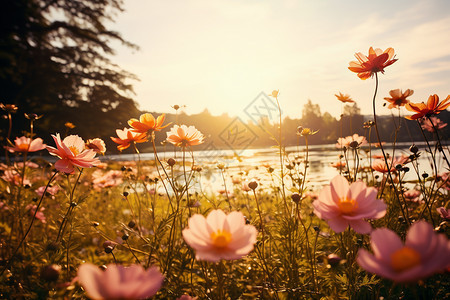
[{"xmin": 0, "ymin": 0, "xmax": 139, "ymax": 140}]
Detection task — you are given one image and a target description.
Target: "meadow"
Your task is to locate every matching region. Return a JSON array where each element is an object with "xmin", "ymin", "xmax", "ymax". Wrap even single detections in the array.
[{"xmin": 0, "ymin": 47, "xmax": 449, "ymax": 299}]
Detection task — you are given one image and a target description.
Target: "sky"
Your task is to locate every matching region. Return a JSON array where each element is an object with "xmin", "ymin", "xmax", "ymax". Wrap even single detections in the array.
[{"xmin": 109, "ymin": 0, "xmax": 450, "ymax": 121}]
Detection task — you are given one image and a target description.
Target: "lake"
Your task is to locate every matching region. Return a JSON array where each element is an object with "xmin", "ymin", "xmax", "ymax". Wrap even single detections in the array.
[{"xmin": 103, "ymin": 141, "xmax": 447, "ymax": 193}]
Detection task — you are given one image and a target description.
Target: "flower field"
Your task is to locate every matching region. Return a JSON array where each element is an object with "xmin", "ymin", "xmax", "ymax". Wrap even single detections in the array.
[{"xmin": 0, "ymin": 47, "xmax": 449, "ymax": 299}]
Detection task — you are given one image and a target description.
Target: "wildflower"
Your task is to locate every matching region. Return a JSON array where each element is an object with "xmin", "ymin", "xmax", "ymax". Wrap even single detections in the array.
[
  {"xmin": 166, "ymin": 125, "xmax": 204, "ymax": 147},
  {"xmin": 77, "ymin": 263, "xmax": 164, "ymax": 299},
  {"xmin": 128, "ymin": 113, "xmax": 170, "ymax": 135},
  {"xmin": 92, "ymin": 170, "xmax": 123, "ymax": 189},
  {"xmin": 1, "ymin": 169, "xmax": 31, "ymax": 186},
  {"xmin": 420, "ymin": 116, "xmax": 447, "ymax": 133},
  {"xmin": 405, "ymin": 94, "xmax": 450, "ymax": 120},
  {"xmin": 86, "ymin": 138, "xmax": 106, "ymax": 155},
  {"xmin": 35, "ymin": 185, "xmax": 60, "ymax": 199},
  {"xmin": 372, "ymin": 156, "xmax": 408, "ymax": 173},
  {"xmin": 297, "ymin": 127, "xmax": 318, "ymax": 137},
  {"xmin": 111, "ymin": 128, "xmax": 148, "ymax": 151},
  {"xmin": 356, "ymin": 221, "xmax": 450, "ymax": 282},
  {"xmin": 403, "ymin": 189, "xmax": 422, "ymax": 203},
  {"xmin": 336, "ymin": 134, "xmax": 367, "ymax": 149},
  {"xmin": 348, "ymin": 47, "xmax": 397, "ymax": 80},
  {"xmin": 65, "ymin": 122, "xmax": 75, "ymax": 129},
  {"xmin": 384, "ymin": 89, "xmax": 414, "ymax": 109},
  {"xmin": 6, "ymin": 136, "xmax": 46, "ymax": 153},
  {"xmin": 312, "ymin": 175, "xmax": 386, "ymax": 234},
  {"xmin": 0, "ymin": 103, "xmax": 18, "ymax": 114},
  {"xmin": 26, "ymin": 204, "xmax": 46, "ymax": 223},
  {"xmin": 269, "ymin": 90, "xmax": 279, "ymax": 98},
  {"xmin": 335, "ymin": 92, "xmax": 355, "ymax": 103},
  {"xmin": 24, "ymin": 113, "xmax": 42, "ymax": 121},
  {"xmin": 46, "ymin": 134, "xmax": 100, "ymax": 173},
  {"xmin": 182, "ymin": 209, "xmax": 257, "ymax": 262}
]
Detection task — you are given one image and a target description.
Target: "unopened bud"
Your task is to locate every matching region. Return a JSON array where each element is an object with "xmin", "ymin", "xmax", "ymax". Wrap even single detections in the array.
[
  {"xmin": 167, "ymin": 158, "xmax": 176, "ymax": 166},
  {"xmin": 291, "ymin": 193, "xmax": 301, "ymax": 204},
  {"xmin": 40, "ymin": 265, "xmax": 61, "ymax": 282},
  {"xmin": 248, "ymin": 180, "xmax": 258, "ymax": 190}
]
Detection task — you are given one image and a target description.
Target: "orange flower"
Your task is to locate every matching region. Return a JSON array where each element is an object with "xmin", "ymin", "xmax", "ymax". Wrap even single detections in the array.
[
  {"xmin": 335, "ymin": 92, "xmax": 354, "ymax": 103},
  {"xmin": 111, "ymin": 128, "xmax": 148, "ymax": 151},
  {"xmin": 384, "ymin": 89, "xmax": 414, "ymax": 109},
  {"xmin": 348, "ymin": 47, "xmax": 397, "ymax": 80},
  {"xmin": 166, "ymin": 125, "xmax": 204, "ymax": 147},
  {"xmin": 405, "ymin": 94, "xmax": 450, "ymax": 120},
  {"xmin": 128, "ymin": 113, "xmax": 170, "ymax": 134}
]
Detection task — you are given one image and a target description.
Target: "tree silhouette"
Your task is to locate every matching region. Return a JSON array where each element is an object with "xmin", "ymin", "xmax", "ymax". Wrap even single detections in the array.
[{"xmin": 0, "ymin": 0, "xmax": 139, "ymax": 140}]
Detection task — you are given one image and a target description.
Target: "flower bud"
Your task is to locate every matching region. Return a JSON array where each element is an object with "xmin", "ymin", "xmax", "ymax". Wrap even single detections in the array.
[
  {"xmin": 40, "ymin": 265, "xmax": 61, "ymax": 282},
  {"xmin": 409, "ymin": 144, "xmax": 419, "ymax": 154},
  {"xmin": 167, "ymin": 158, "xmax": 176, "ymax": 166},
  {"xmin": 248, "ymin": 180, "xmax": 258, "ymax": 190},
  {"xmin": 291, "ymin": 193, "xmax": 301, "ymax": 204}
]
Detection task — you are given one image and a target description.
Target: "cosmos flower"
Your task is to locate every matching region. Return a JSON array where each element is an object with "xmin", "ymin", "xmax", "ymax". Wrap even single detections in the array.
[
  {"xmin": 312, "ymin": 175, "xmax": 386, "ymax": 234},
  {"xmin": 336, "ymin": 134, "xmax": 367, "ymax": 149},
  {"xmin": 111, "ymin": 128, "xmax": 148, "ymax": 151},
  {"xmin": 86, "ymin": 138, "xmax": 106, "ymax": 155},
  {"xmin": 128, "ymin": 113, "xmax": 170, "ymax": 135},
  {"xmin": 46, "ymin": 134, "xmax": 100, "ymax": 173},
  {"xmin": 77, "ymin": 263, "xmax": 164, "ymax": 300},
  {"xmin": 420, "ymin": 116, "xmax": 448, "ymax": 133},
  {"xmin": 182, "ymin": 209, "xmax": 257, "ymax": 262},
  {"xmin": 166, "ymin": 125, "xmax": 204, "ymax": 147},
  {"xmin": 357, "ymin": 221, "xmax": 450, "ymax": 282},
  {"xmin": 5, "ymin": 136, "xmax": 46, "ymax": 153},
  {"xmin": 371, "ymin": 156, "xmax": 408, "ymax": 173},
  {"xmin": 348, "ymin": 47, "xmax": 397, "ymax": 80},
  {"xmin": 26, "ymin": 204, "xmax": 46, "ymax": 223},
  {"xmin": 384, "ymin": 89, "xmax": 414, "ymax": 109},
  {"xmin": 335, "ymin": 92, "xmax": 355, "ymax": 103},
  {"xmin": 405, "ymin": 94, "xmax": 450, "ymax": 120}
]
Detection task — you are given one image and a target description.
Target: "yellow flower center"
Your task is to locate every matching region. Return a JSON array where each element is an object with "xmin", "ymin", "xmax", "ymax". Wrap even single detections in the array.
[
  {"xmin": 390, "ymin": 246, "xmax": 421, "ymax": 272},
  {"xmin": 69, "ymin": 146, "xmax": 80, "ymax": 156},
  {"xmin": 338, "ymin": 197, "xmax": 358, "ymax": 214},
  {"xmin": 18, "ymin": 143, "xmax": 30, "ymax": 151},
  {"xmin": 210, "ymin": 229, "xmax": 232, "ymax": 248}
]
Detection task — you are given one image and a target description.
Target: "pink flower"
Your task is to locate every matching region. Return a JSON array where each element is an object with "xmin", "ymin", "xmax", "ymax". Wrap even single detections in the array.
[
  {"xmin": 357, "ymin": 221, "xmax": 450, "ymax": 282},
  {"xmin": 336, "ymin": 134, "xmax": 367, "ymax": 149},
  {"xmin": 1, "ymin": 169, "xmax": 31, "ymax": 186},
  {"xmin": 26, "ymin": 204, "xmax": 46, "ymax": 223},
  {"xmin": 5, "ymin": 136, "xmax": 46, "ymax": 153},
  {"xmin": 86, "ymin": 138, "xmax": 107, "ymax": 155},
  {"xmin": 35, "ymin": 185, "xmax": 60, "ymax": 198},
  {"xmin": 437, "ymin": 207, "xmax": 450, "ymax": 220},
  {"xmin": 77, "ymin": 263, "xmax": 164, "ymax": 299},
  {"xmin": 92, "ymin": 170, "xmax": 123, "ymax": 189},
  {"xmin": 182, "ymin": 209, "xmax": 257, "ymax": 262},
  {"xmin": 46, "ymin": 134, "xmax": 100, "ymax": 173},
  {"xmin": 403, "ymin": 189, "xmax": 422, "ymax": 203},
  {"xmin": 312, "ymin": 175, "xmax": 386, "ymax": 234},
  {"xmin": 371, "ymin": 156, "xmax": 409, "ymax": 173},
  {"xmin": 420, "ymin": 116, "xmax": 447, "ymax": 133},
  {"xmin": 166, "ymin": 125, "xmax": 204, "ymax": 147}
]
